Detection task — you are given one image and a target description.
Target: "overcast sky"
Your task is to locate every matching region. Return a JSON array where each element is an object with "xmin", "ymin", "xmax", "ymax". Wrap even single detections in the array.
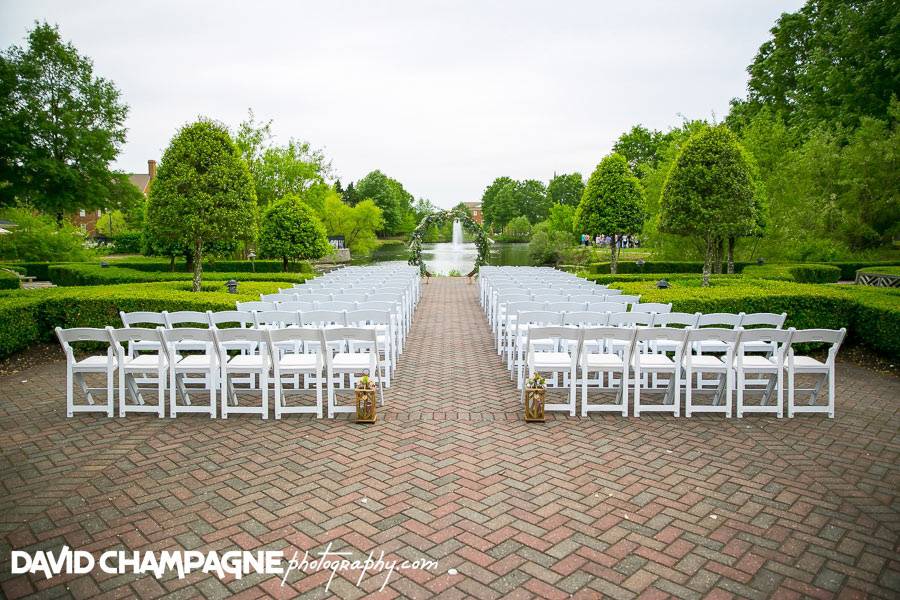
[{"xmin": 1, "ymin": 0, "xmax": 803, "ymax": 207}]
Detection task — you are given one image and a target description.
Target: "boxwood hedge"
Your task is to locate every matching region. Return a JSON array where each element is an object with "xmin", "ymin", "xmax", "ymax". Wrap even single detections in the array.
[
  {"xmin": 0, "ymin": 269, "xmax": 21, "ymax": 290},
  {"xmin": 1, "ymin": 258, "xmax": 314, "ymax": 280},
  {"xmin": 588, "ymin": 261, "xmax": 754, "ymax": 274},
  {"xmin": 741, "ymin": 263, "xmax": 841, "ymax": 284},
  {"xmin": 0, "ymin": 281, "xmax": 288, "ymax": 358},
  {"xmin": 47, "ymin": 263, "xmax": 313, "ymax": 286}
]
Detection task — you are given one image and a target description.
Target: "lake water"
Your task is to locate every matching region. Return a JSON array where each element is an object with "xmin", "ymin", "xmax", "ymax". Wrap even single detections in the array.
[{"xmin": 352, "ymin": 241, "xmax": 531, "ymax": 273}]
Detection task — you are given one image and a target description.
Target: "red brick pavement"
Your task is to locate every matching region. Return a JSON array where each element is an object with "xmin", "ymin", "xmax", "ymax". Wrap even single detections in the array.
[{"xmin": 1, "ymin": 277, "xmax": 898, "ymax": 598}]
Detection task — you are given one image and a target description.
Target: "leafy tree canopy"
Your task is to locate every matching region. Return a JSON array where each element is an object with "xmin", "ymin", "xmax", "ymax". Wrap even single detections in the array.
[
  {"xmin": 0, "ymin": 207, "xmax": 90, "ymax": 261},
  {"xmin": 146, "ymin": 119, "xmax": 258, "ymax": 290},
  {"xmin": 318, "ymin": 193, "xmax": 384, "ymax": 255},
  {"xmin": 354, "ymin": 170, "xmax": 415, "ymax": 235},
  {"xmin": 0, "ymin": 22, "xmax": 138, "ymax": 221},
  {"xmin": 547, "ymin": 172, "xmax": 585, "ymax": 206},
  {"xmin": 259, "ymin": 194, "xmax": 331, "ymax": 270}
]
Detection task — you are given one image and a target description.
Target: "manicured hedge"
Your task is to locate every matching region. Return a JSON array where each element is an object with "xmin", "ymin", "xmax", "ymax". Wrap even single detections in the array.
[
  {"xmin": 742, "ymin": 263, "xmax": 841, "ymax": 284},
  {"xmin": 46, "ymin": 263, "xmax": 314, "ymax": 286},
  {"xmin": 858, "ymin": 266, "xmax": 900, "ymax": 276},
  {"xmin": 0, "ymin": 281, "xmax": 288, "ymax": 358},
  {"xmin": 588, "ymin": 261, "xmax": 754, "ymax": 274},
  {"xmin": 597, "ymin": 277, "xmax": 900, "ymax": 359},
  {"xmin": 115, "ymin": 259, "xmax": 313, "ymax": 273},
  {"xmin": 0, "ymin": 269, "xmax": 21, "ymax": 290},
  {"xmin": 829, "ymin": 261, "xmax": 900, "ymax": 280}
]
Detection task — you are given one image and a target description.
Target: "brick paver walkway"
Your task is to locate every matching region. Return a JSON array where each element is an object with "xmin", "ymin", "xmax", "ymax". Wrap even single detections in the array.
[{"xmin": 1, "ymin": 278, "xmax": 899, "ymax": 598}]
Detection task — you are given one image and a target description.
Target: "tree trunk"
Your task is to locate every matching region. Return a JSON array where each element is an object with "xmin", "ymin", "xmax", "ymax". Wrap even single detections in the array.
[
  {"xmin": 282, "ymin": 256, "xmax": 289, "ymax": 272},
  {"xmin": 727, "ymin": 236, "xmax": 735, "ymax": 275},
  {"xmin": 185, "ymin": 252, "xmax": 194, "ymax": 274},
  {"xmin": 714, "ymin": 238, "xmax": 724, "ymax": 274},
  {"xmin": 192, "ymin": 240, "xmax": 203, "ymax": 292},
  {"xmin": 609, "ymin": 235, "xmax": 619, "ymax": 275},
  {"xmin": 168, "ymin": 255, "xmax": 175, "ymax": 272},
  {"xmin": 702, "ymin": 235, "xmax": 713, "ymax": 287}
]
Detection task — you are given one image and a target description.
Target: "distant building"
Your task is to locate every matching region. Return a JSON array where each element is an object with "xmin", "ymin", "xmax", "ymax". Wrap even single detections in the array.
[
  {"xmin": 71, "ymin": 159, "xmax": 156, "ymax": 235},
  {"xmin": 463, "ymin": 201, "xmax": 483, "ymax": 225}
]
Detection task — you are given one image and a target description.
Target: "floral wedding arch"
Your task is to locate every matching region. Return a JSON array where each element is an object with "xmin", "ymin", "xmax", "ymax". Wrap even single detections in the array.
[{"xmin": 407, "ymin": 208, "xmax": 491, "ymax": 276}]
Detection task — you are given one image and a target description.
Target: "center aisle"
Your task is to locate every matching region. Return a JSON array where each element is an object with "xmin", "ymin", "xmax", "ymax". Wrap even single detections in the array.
[{"xmin": 383, "ymin": 277, "xmax": 522, "ymax": 419}]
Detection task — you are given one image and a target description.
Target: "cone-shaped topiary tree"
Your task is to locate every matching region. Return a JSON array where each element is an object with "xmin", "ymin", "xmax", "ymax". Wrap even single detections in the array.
[
  {"xmin": 146, "ymin": 119, "xmax": 258, "ymax": 291},
  {"xmin": 259, "ymin": 194, "xmax": 331, "ymax": 271},
  {"xmin": 575, "ymin": 153, "xmax": 646, "ymax": 274},
  {"xmin": 659, "ymin": 125, "xmax": 762, "ymax": 286}
]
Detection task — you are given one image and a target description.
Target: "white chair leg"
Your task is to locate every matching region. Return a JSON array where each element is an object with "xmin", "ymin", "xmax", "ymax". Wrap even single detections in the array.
[
  {"xmin": 261, "ymin": 370, "xmax": 268, "ymax": 420},
  {"xmin": 685, "ymin": 368, "xmax": 693, "ymax": 418},
  {"xmin": 118, "ymin": 368, "xmax": 127, "ymax": 418},
  {"xmin": 827, "ymin": 369, "xmax": 835, "ymax": 419},
  {"xmin": 157, "ymin": 369, "xmax": 165, "ymax": 418}
]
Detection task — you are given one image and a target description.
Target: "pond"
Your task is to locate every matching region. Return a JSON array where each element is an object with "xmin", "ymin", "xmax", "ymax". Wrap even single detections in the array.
[{"xmin": 351, "ymin": 241, "xmax": 531, "ymax": 273}]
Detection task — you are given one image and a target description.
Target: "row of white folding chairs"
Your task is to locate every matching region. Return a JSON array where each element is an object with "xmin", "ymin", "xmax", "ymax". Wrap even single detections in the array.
[
  {"xmin": 492, "ymin": 292, "xmax": 642, "ymax": 337},
  {"xmin": 483, "ymin": 279, "xmax": 602, "ymax": 312},
  {"xmin": 497, "ymin": 300, "xmax": 663, "ymax": 357},
  {"xmin": 480, "ymin": 271, "xmax": 591, "ymax": 300},
  {"xmin": 55, "ymin": 325, "xmax": 385, "ymax": 420},
  {"xmin": 488, "ymin": 288, "xmax": 622, "ymax": 326},
  {"xmin": 121, "ymin": 309, "xmax": 397, "ymax": 385},
  {"xmin": 517, "ymin": 325, "xmax": 843, "ymax": 419}
]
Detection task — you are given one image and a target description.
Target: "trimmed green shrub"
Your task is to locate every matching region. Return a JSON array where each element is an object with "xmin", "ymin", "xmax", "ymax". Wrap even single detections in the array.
[
  {"xmin": 742, "ymin": 263, "xmax": 841, "ymax": 284},
  {"xmin": 857, "ymin": 266, "xmax": 900, "ymax": 276},
  {"xmin": 589, "ymin": 261, "xmax": 753, "ymax": 275},
  {"xmin": 110, "ymin": 231, "xmax": 143, "ymax": 254},
  {"xmin": 114, "ymin": 259, "xmax": 313, "ymax": 273},
  {"xmin": 0, "ymin": 269, "xmax": 21, "ymax": 290},
  {"xmin": 594, "ymin": 276, "xmax": 899, "ymax": 358},
  {"xmin": 0, "ymin": 280, "xmax": 291, "ymax": 358},
  {"xmin": 830, "ymin": 261, "xmax": 900, "ymax": 280},
  {"xmin": 46, "ymin": 263, "xmax": 313, "ymax": 286}
]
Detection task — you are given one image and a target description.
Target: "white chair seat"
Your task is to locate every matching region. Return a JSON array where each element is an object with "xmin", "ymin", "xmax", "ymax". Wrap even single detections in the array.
[
  {"xmin": 332, "ymin": 353, "xmax": 375, "ymax": 368},
  {"xmin": 689, "ymin": 356, "xmax": 726, "ymax": 368},
  {"xmin": 225, "ymin": 355, "xmax": 269, "ymax": 369},
  {"xmin": 791, "ymin": 356, "xmax": 827, "ymax": 369},
  {"xmin": 738, "ymin": 356, "xmax": 779, "ymax": 369},
  {"xmin": 635, "ymin": 354, "xmax": 675, "ymax": 367},
  {"xmin": 123, "ymin": 354, "xmax": 166, "ymax": 368},
  {"xmin": 532, "ymin": 352, "xmax": 574, "ymax": 369},
  {"xmin": 74, "ymin": 355, "xmax": 117, "ymax": 370},
  {"xmin": 279, "ymin": 353, "xmax": 319, "ymax": 368},
  {"xmin": 176, "ymin": 355, "xmax": 215, "ymax": 368},
  {"xmin": 584, "ymin": 353, "xmax": 623, "ymax": 368}
]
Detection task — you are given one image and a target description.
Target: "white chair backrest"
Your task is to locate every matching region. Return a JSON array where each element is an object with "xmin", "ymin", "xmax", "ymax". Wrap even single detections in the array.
[
  {"xmin": 737, "ymin": 327, "xmax": 793, "ymax": 346},
  {"xmin": 266, "ymin": 326, "xmax": 326, "ymax": 349},
  {"xmin": 697, "ymin": 313, "xmax": 743, "ymax": 328},
  {"xmin": 581, "ymin": 326, "xmax": 636, "ymax": 354},
  {"xmin": 563, "ymin": 311, "xmax": 608, "ymax": 326},
  {"xmin": 788, "ymin": 328, "xmax": 846, "ymax": 364},
  {"xmin": 686, "ymin": 327, "xmax": 741, "ymax": 346},
  {"xmin": 608, "ymin": 312, "xmax": 654, "ymax": 327},
  {"xmin": 547, "ymin": 302, "xmax": 587, "ymax": 313},
  {"xmin": 213, "ymin": 327, "xmax": 267, "ymax": 349},
  {"xmin": 588, "ymin": 302, "xmax": 627, "ymax": 313},
  {"xmin": 254, "ymin": 310, "xmax": 301, "ymax": 328},
  {"xmin": 275, "ymin": 301, "xmax": 317, "ymax": 312},
  {"xmin": 516, "ymin": 310, "xmax": 562, "ymax": 326},
  {"xmin": 741, "ymin": 312, "xmax": 787, "ymax": 328},
  {"xmin": 261, "ymin": 293, "xmax": 297, "ymax": 303},
  {"xmin": 303, "ymin": 294, "xmax": 335, "ymax": 304},
  {"xmin": 614, "ymin": 294, "xmax": 641, "ymax": 305},
  {"xmin": 507, "ymin": 301, "xmax": 545, "ymax": 316},
  {"xmin": 207, "ymin": 311, "xmax": 255, "ymax": 328},
  {"xmin": 323, "ymin": 327, "xmax": 379, "ymax": 347},
  {"xmin": 300, "ymin": 310, "xmax": 346, "ymax": 327},
  {"xmin": 161, "ymin": 327, "xmax": 215, "ymax": 345},
  {"xmin": 525, "ymin": 326, "xmax": 583, "ymax": 361},
  {"xmin": 634, "ymin": 326, "xmax": 689, "ymax": 347},
  {"xmin": 120, "ymin": 311, "xmax": 166, "ymax": 328},
  {"xmin": 603, "ymin": 289, "xmax": 623, "ymax": 296},
  {"xmin": 635, "ymin": 302, "xmax": 672, "ymax": 314},
  {"xmin": 333, "ymin": 293, "xmax": 368, "ymax": 303},
  {"xmin": 236, "ymin": 301, "xmax": 274, "ymax": 313},
  {"xmin": 345, "ymin": 309, "xmax": 391, "ymax": 327},
  {"xmin": 357, "ymin": 301, "xmax": 397, "ymax": 313},
  {"xmin": 318, "ymin": 301, "xmax": 357, "ymax": 312},
  {"xmin": 107, "ymin": 326, "xmax": 163, "ymax": 345},
  {"xmin": 654, "ymin": 312, "xmax": 700, "ymax": 328},
  {"xmin": 165, "ymin": 311, "xmax": 210, "ymax": 328},
  {"xmin": 55, "ymin": 327, "xmax": 112, "ymax": 356}
]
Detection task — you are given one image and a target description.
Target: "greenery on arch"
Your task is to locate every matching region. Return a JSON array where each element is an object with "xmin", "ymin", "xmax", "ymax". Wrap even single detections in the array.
[{"xmin": 407, "ymin": 208, "xmax": 490, "ymax": 276}]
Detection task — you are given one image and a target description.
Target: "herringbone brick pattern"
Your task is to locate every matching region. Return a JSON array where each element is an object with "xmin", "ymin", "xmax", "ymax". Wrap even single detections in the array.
[{"xmin": 1, "ymin": 277, "xmax": 898, "ymax": 598}]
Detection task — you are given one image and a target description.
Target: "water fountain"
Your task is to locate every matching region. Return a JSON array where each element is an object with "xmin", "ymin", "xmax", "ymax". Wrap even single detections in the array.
[{"xmin": 452, "ymin": 219, "xmax": 463, "ymax": 247}]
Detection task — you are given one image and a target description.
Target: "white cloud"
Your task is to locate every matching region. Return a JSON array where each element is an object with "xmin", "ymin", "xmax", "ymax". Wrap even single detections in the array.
[{"xmin": 0, "ymin": 0, "xmax": 803, "ymax": 207}]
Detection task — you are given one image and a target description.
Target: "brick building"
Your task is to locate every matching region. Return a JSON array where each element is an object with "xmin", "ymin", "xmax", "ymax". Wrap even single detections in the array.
[
  {"xmin": 71, "ymin": 159, "xmax": 156, "ymax": 235},
  {"xmin": 463, "ymin": 201, "xmax": 483, "ymax": 225}
]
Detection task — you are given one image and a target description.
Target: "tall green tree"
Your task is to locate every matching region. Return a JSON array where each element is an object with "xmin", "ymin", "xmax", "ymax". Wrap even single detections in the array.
[
  {"xmin": 612, "ymin": 125, "xmax": 679, "ymax": 174},
  {"xmin": 318, "ymin": 194, "xmax": 384, "ymax": 255},
  {"xmin": 146, "ymin": 119, "xmax": 258, "ymax": 291},
  {"xmin": 0, "ymin": 22, "xmax": 139, "ymax": 222},
  {"xmin": 355, "ymin": 170, "xmax": 414, "ymax": 235},
  {"xmin": 547, "ymin": 173, "xmax": 585, "ymax": 206},
  {"xmin": 659, "ymin": 126, "xmax": 761, "ymax": 286},
  {"xmin": 480, "ymin": 176, "xmax": 516, "ymax": 231},
  {"xmin": 259, "ymin": 194, "xmax": 331, "ymax": 270},
  {"xmin": 731, "ymin": 0, "xmax": 899, "ymax": 133},
  {"xmin": 234, "ymin": 110, "xmax": 331, "ymax": 207},
  {"xmin": 575, "ymin": 153, "xmax": 646, "ymax": 274}
]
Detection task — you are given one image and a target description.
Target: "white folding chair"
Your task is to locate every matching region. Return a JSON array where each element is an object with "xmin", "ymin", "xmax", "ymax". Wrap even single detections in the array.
[
  {"xmin": 345, "ymin": 309, "xmax": 394, "ymax": 387},
  {"xmin": 236, "ymin": 301, "xmax": 275, "ymax": 313},
  {"xmin": 513, "ymin": 310, "xmax": 562, "ymax": 385},
  {"xmin": 503, "ymin": 301, "xmax": 545, "ymax": 360},
  {"xmin": 633, "ymin": 327, "xmax": 688, "ymax": 417},
  {"xmin": 587, "ymin": 302, "xmax": 627, "ymax": 313},
  {"xmin": 522, "ymin": 326, "xmax": 582, "ymax": 416},
  {"xmin": 634, "ymin": 302, "xmax": 672, "ymax": 314},
  {"xmin": 254, "ymin": 310, "xmax": 301, "ymax": 329},
  {"xmin": 275, "ymin": 301, "xmax": 317, "ymax": 313},
  {"xmin": 613, "ymin": 294, "xmax": 641, "ymax": 306},
  {"xmin": 740, "ymin": 313, "xmax": 787, "ymax": 353},
  {"xmin": 55, "ymin": 327, "xmax": 116, "ymax": 418},
  {"xmin": 267, "ymin": 328, "xmax": 326, "ymax": 419},
  {"xmin": 735, "ymin": 328, "xmax": 793, "ymax": 418},
  {"xmin": 261, "ymin": 292, "xmax": 298, "ymax": 303},
  {"xmin": 119, "ymin": 311, "xmax": 165, "ymax": 357},
  {"xmin": 684, "ymin": 328, "xmax": 740, "ymax": 418},
  {"xmin": 214, "ymin": 328, "xmax": 270, "ymax": 419},
  {"xmin": 161, "ymin": 328, "xmax": 218, "ymax": 418},
  {"xmin": 106, "ymin": 327, "xmax": 168, "ymax": 418},
  {"xmin": 580, "ymin": 327, "xmax": 634, "ymax": 416},
  {"xmin": 323, "ymin": 327, "xmax": 383, "ymax": 418},
  {"xmin": 786, "ymin": 328, "xmax": 845, "ymax": 418}
]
